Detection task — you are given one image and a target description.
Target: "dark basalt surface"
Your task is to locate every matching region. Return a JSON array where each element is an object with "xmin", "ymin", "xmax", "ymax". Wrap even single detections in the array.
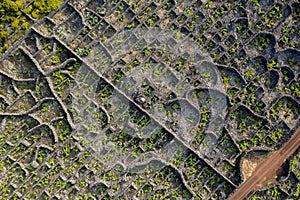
[{"xmin": 0, "ymin": 0, "xmax": 299, "ymax": 199}]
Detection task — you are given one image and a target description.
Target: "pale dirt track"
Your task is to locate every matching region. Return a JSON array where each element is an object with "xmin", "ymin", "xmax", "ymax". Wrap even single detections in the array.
[{"xmin": 229, "ymin": 127, "xmax": 300, "ymax": 200}]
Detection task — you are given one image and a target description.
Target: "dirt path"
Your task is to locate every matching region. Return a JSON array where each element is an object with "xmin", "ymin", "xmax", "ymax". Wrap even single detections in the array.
[{"xmin": 229, "ymin": 127, "xmax": 300, "ymax": 200}]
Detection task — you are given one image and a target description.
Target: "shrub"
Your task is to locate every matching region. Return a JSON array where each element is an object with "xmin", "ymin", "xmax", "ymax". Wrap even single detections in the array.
[{"xmin": 32, "ymin": 0, "xmax": 63, "ymax": 19}]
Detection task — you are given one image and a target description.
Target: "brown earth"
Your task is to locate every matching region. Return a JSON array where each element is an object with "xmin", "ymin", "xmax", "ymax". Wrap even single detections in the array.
[
  {"xmin": 241, "ymin": 151, "xmax": 272, "ymax": 182},
  {"xmin": 229, "ymin": 127, "xmax": 300, "ymax": 200},
  {"xmin": 241, "ymin": 159, "xmax": 257, "ymax": 181}
]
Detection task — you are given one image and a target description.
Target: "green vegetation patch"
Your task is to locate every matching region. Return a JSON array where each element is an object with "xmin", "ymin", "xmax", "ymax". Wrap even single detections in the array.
[{"xmin": 0, "ymin": 0, "xmax": 64, "ymax": 56}]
